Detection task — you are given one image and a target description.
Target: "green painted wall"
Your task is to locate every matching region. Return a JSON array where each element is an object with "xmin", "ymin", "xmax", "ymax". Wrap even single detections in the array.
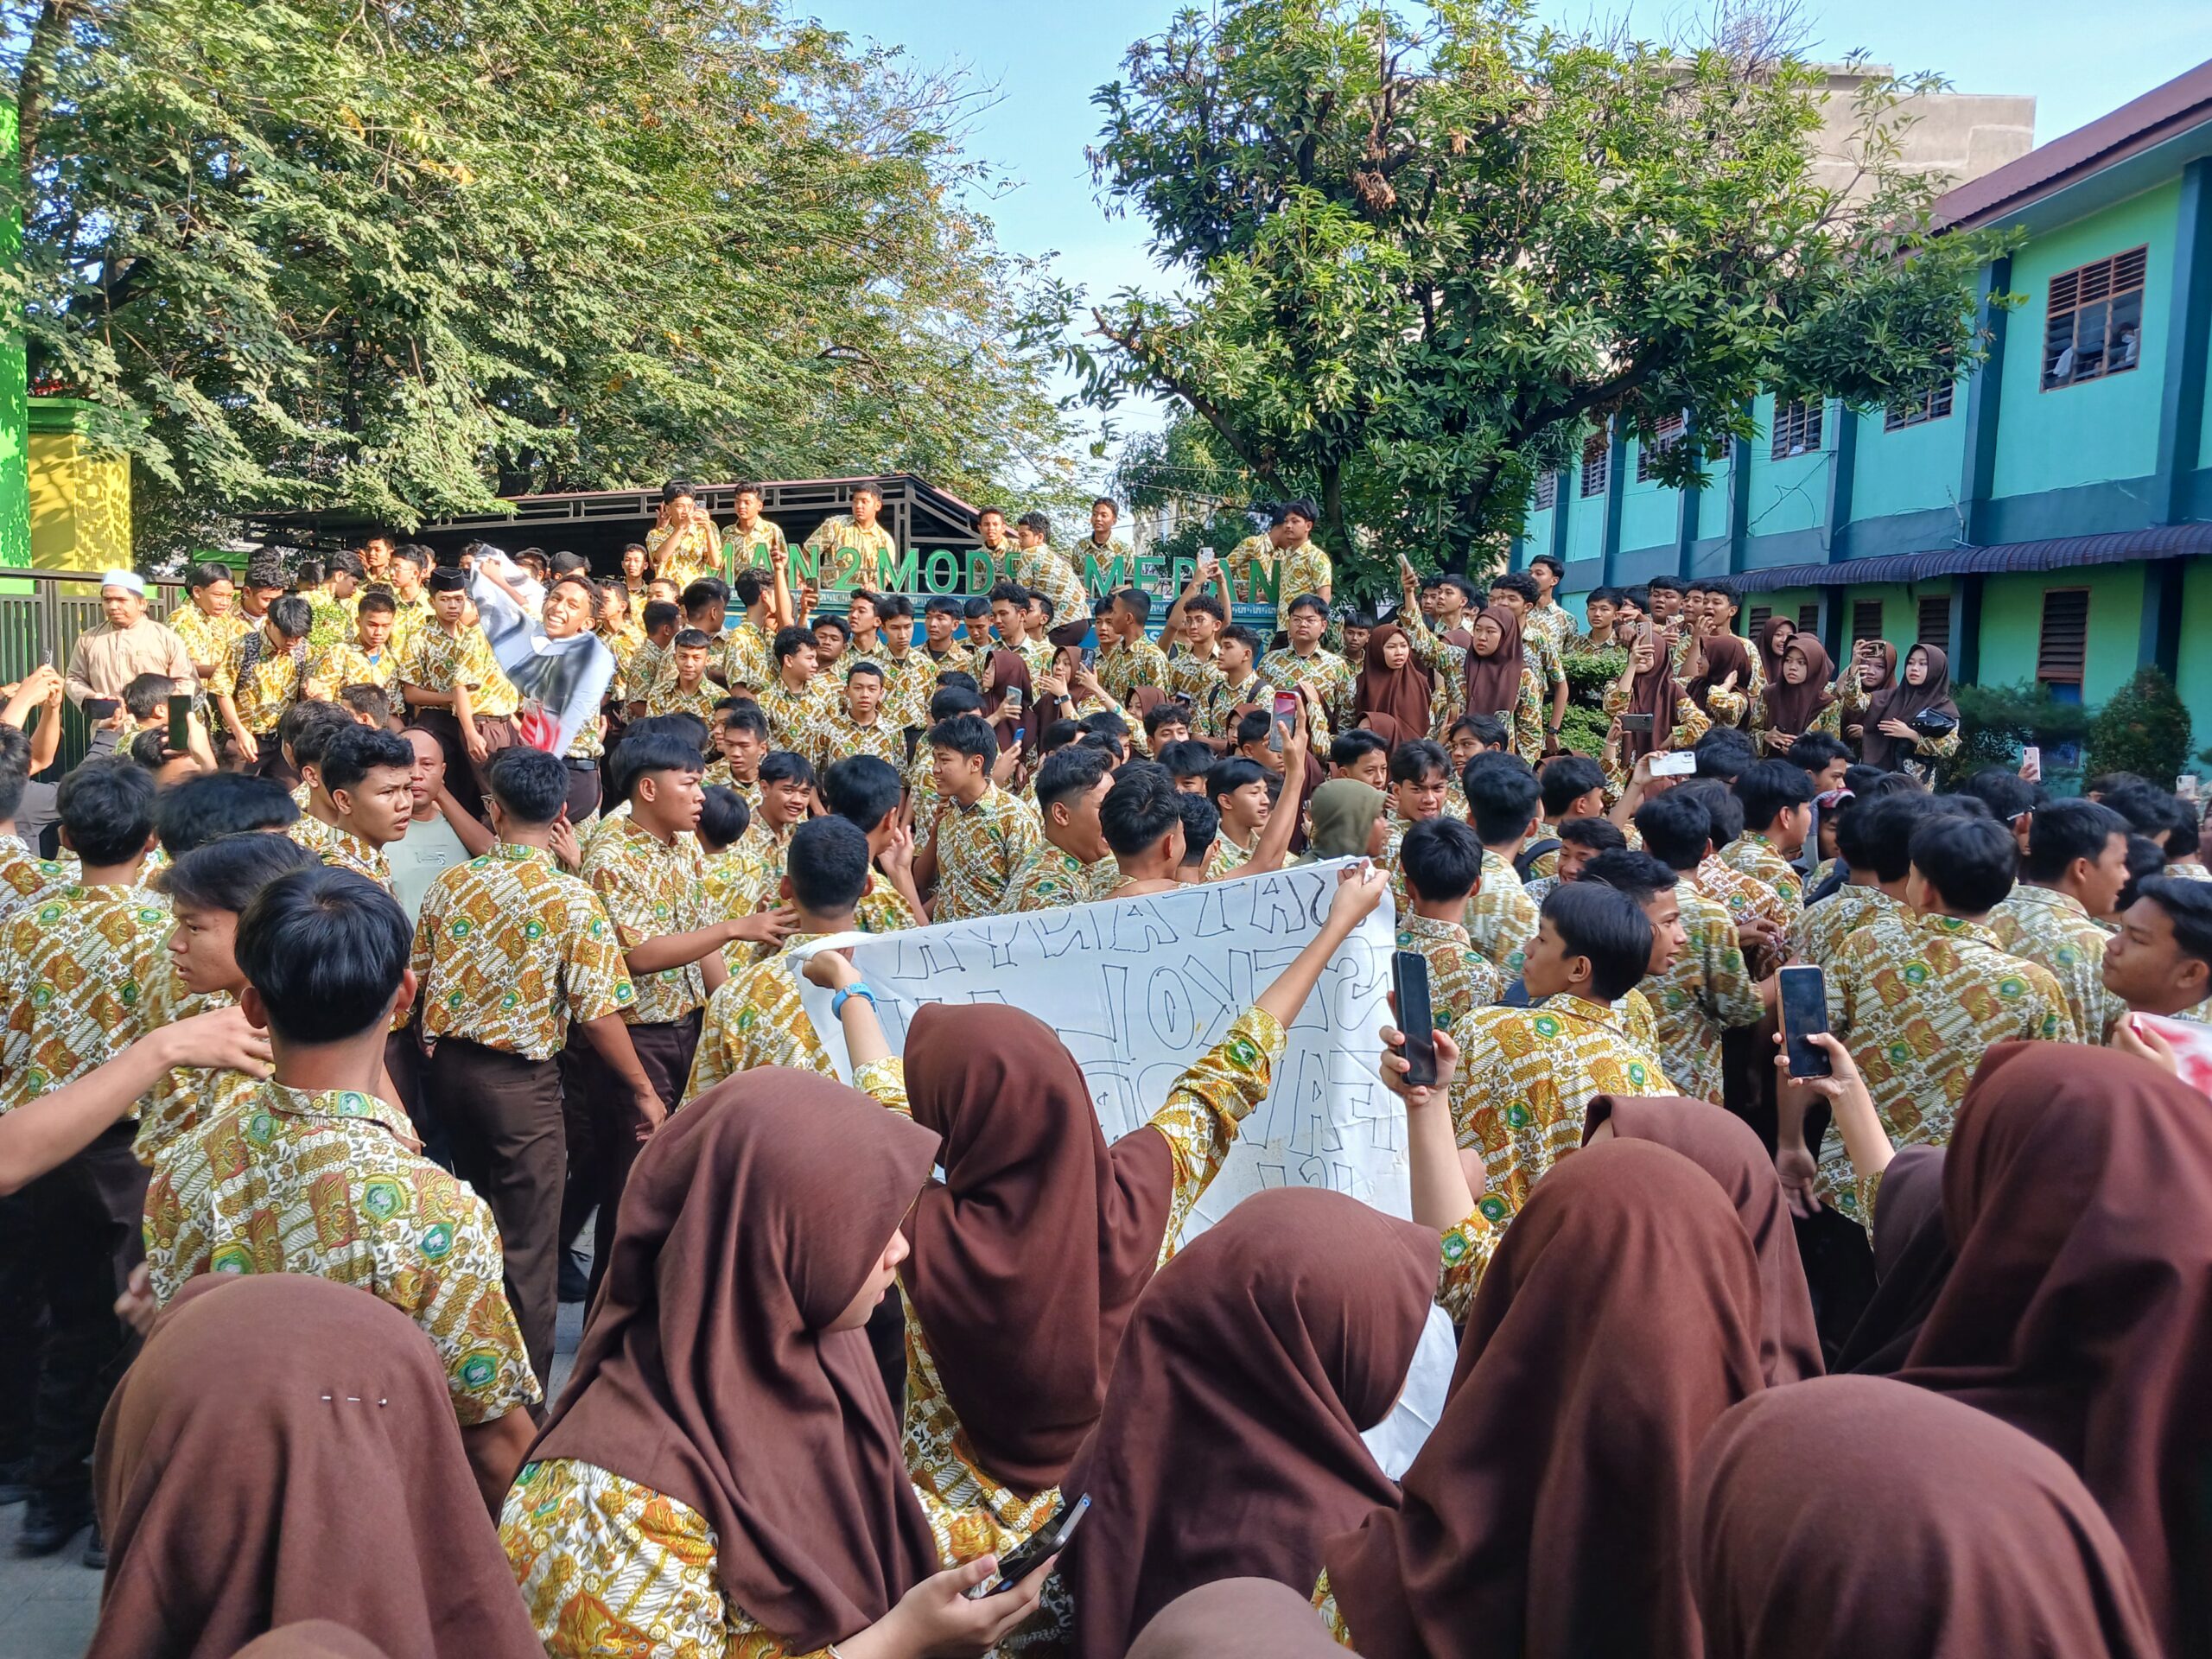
[
  {"xmin": 1740, "ymin": 587, "xmax": 1822, "ymax": 633},
  {"xmin": 0, "ymin": 102, "xmax": 28, "ymax": 571},
  {"xmin": 1851, "ymin": 380, "xmax": 1970, "ymax": 521},
  {"xmin": 1618, "ymin": 441, "xmax": 1679, "ymax": 552},
  {"xmin": 2178, "ymin": 561, "xmax": 2212, "ymax": 753},
  {"xmin": 1741, "ymin": 393, "xmax": 1831, "ymax": 543},
  {"xmin": 1991, "ymin": 180, "xmax": 2179, "ymax": 500},
  {"xmin": 1978, "ymin": 565, "xmax": 2145, "ymax": 703}
]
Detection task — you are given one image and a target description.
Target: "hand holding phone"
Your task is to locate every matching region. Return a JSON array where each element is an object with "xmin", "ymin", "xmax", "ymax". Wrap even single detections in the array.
[
  {"xmin": 1777, "ymin": 963, "xmax": 1833, "ymax": 1079},
  {"xmin": 1389, "ymin": 951, "xmax": 1438, "ymax": 1088},
  {"xmin": 967, "ymin": 1495, "xmax": 1089, "ymax": 1598},
  {"xmin": 1650, "ymin": 749, "xmax": 1697, "ymax": 778},
  {"xmin": 1270, "ymin": 690, "xmax": 1297, "ymax": 753}
]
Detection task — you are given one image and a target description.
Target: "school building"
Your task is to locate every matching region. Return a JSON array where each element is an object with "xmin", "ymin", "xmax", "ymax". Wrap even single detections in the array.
[{"xmin": 1512, "ymin": 59, "xmax": 2212, "ymax": 724}]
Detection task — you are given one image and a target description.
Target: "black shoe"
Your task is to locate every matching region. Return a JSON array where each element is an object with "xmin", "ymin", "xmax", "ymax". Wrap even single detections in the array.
[
  {"xmin": 557, "ymin": 1250, "xmax": 589, "ymax": 1304},
  {"xmin": 15, "ymin": 1489, "xmax": 91, "ymax": 1555},
  {"xmin": 0, "ymin": 1457, "xmax": 30, "ymax": 1506},
  {"xmin": 80, "ymin": 1521, "xmax": 105, "ymax": 1570}
]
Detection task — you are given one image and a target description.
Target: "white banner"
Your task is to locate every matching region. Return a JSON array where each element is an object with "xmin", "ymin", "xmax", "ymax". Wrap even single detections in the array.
[{"xmin": 791, "ymin": 858, "xmax": 1454, "ymax": 1471}]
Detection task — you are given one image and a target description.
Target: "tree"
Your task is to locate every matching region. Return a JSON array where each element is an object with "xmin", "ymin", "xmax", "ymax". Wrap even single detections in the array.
[
  {"xmin": 1, "ymin": 0, "xmax": 1077, "ymax": 558},
  {"xmin": 2087, "ymin": 667, "xmax": 2191, "ymax": 787},
  {"xmin": 1065, "ymin": 0, "xmax": 2010, "ymax": 579}
]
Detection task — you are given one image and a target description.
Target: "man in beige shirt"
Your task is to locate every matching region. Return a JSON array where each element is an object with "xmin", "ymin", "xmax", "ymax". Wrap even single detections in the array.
[{"xmin": 64, "ymin": 571, "xmax": 199, "ymax": 755}]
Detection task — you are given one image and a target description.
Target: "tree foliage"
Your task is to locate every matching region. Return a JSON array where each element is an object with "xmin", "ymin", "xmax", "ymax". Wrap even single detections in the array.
[
  {"xmin": 2086, "ymin": 667, "xmax": 2191, "ymax": 787},
  {"xmin": 1063, "ymin": 0, "xmax": 2012, "ymax": 580},
  {"xmin": 3, "ymin": 0, "xmax": 1077, "ymax": 556}
]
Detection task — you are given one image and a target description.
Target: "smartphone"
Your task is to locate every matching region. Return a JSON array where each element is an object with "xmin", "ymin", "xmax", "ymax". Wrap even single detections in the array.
[
  {"xmin": 1618, "ymin": 712, "xmax": 1656, "ymax": 734},
  {"xmin": 969, "ymin": 1495, "xmax": 1090, "ymax": 1599},
  {"xmin": 1777, "ymin": 963, "xmax": 1833, "ymax": 1079},
  {"xmin": 1003, "ymin": 685, "xmax": 1024, "ymax": 717},
  {"xmin": 1081, "ymin": 645, "xmax": 1096, "ymax": 671},
  {"xmin": 2020, "ymin": 744, "xmax": 2042, "ymax": 783},
  {"xmin": 1270, "ymin": 690, "xmax": 1297, "ymax": 753},
  {"xmin": 85, "ymin": 696, "xmax": 120, "ymax": 721},
  {"xmin": 1390, "ymin": 950, "xmax": 1438, "ymax": 1088},
  {"xmin": 1651, "ymin": 749, "xmax": 1697, "ymax": 778},
  {"xmin": 167, "ymin": 693, "xmax": 192, "ymax": 753}
]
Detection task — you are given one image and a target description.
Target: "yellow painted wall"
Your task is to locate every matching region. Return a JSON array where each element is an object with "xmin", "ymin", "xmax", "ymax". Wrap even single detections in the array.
[{"xmin": 29, "ymin": 399, "xmax": 130, "ymax": 570}]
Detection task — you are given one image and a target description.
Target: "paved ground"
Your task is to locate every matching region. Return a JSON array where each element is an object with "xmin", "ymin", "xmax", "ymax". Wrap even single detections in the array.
[{"xmin": 0, "ymin": 1297, "xmax": 587, "ymax": 1657}]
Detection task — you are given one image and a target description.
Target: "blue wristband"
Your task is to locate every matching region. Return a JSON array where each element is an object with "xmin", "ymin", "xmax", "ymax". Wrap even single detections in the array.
[{"xmin": 831, "ymin": 982, "xmax": 878, "ymax": 1018}]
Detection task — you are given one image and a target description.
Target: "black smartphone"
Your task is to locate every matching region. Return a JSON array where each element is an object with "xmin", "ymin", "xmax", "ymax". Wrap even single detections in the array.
[
  {"xmin": 1390, "ymin": 950, "xmax": 1438, "ymax": 1088},
  {"xmin": 1777, "ymin": 963, "xmax": 1833, "ymax": 1078},
  {"xmin": 85, "ymin": 696, "xmax": 120, "ymax": 721},
  {"xmin": 969, "ymin": 1494, "xmax": 1090, "ymax": 1599},
  {"xmin": 1618, "ymin": 712, "xmax": 1655, "ymax": 734},
  {"xmin": 167, "ymin": 693, "xmax": 193, "ymax": 753}
]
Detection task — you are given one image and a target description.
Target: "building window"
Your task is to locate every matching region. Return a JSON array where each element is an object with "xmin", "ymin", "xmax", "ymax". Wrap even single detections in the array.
[
  {"xmin": 1580, "ymin": 429, "xmax": 1610, "ymax": 498},
  {"xmin": 1916, "ymin": 593, "xmax": 1952, "ymax": 648},
  {"xmin": 2037, "ymin": 588, "xmax": 2090, "ymax": 685},
  {"xmin": 1850, "ymin": 600, "xmax": 1884, "ymax": 645},
  {"xmin": 1884, "ymin": 381, "xmax": 1956, "ymax": 431},
  {"xmin": 1797, "ymin": 603, "xmax": 1821, "ymax": 633},
  {"xmin": 1747, "ymin": 605, "xmax": 1770, "ymax": 636},
  {"xmin": 1770, "ymin": 399, "xmax": 1824, "ymax": 460},
  {"xmin": 1636, "ymin": 412, "xmax": 1687, "ymax": 483},
  {"xmin": 2043, "ymin": 247, "xmax": 2146, "ymax": 390},
  {"xmin": 1534, "ymin": 471, "xmax": 1557, "ymax": 512}
]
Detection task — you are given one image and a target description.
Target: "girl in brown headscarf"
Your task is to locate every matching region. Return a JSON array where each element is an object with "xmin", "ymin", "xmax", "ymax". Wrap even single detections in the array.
[
  {"xmin": 508, "ymin": 1071, "xmax": 1051, "ymax": 1659},
  {"xmin": 1061, "ymin": 1189, "xmax": 1438, "ymax": 1659},
  {"xmin": 1753, "ymin": 615, "xmax": 1796, "ymax": 686},
  {"xmin": 1894, "ymin": 1042, "xmax": 2212, "ymax": 1654},
  {"xmin": 1320, "ymin": 1140, "xmax": 1765, "ymax": 1659},
  {"xmin": 1861, "ymin": 643, "xmax": 1960, "ymax": 781},
  {"xmin": 1687, "ymin": 1377, "xmax": 2163, "ymax": 1659},
  {"xmin": 1838, "ymin": 637, "xmax": 1897, "ymax": 741},
  {"xmin": 1601, "ymin": 630, "xmax": 1710, "ymax": 793},
  {"xmin": 1459, "ymin": 608, "xmax": 1544, "ymax": 763},
  {"xmin": 1751, "ymin": 636, "xmax": 1840, "ymax": 758},
  {"xmin": 1681, "ymin": 632, "xmax": 1758, "ymax": 729},
  {"xmin": 1350, "ymin": 623, "xmax": 1435, "ymax": 751},
  {"xmin": 90, "ymin": 1274, "xmax": 544, "ymax": 1659}
]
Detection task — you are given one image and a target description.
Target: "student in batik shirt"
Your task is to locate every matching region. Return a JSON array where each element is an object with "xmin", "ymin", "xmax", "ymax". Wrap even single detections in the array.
[
  {"xmin": 1630, "ymin": 795, "xmax": 1768, "ymax": 1104},
  {"xmin": 168, "ymin": 561, "xmax": 250, "ymax": 683},
  {"xmin": 305, "ymin": 587, "xmax": 403, "ymax": 699},
  {"xmin": 645, "ymin": 627, "xmax": 722, "ymax": 722},
  {"xmin": 413, "ymin": 748, "xmax": 657, "ymax": 1387},
  {"xmin": 809, "ymin": 658, "xmax": 908, "ymax": 780},
  {"xmin": 1160, "ymin": 584, "xmax": 1230, "ymax": 708},
  {"xmin": 1722, "ymin": 760, "xmax": 1816, "ymax": 916},
  {"xmin": 822, "ymin": 755, "xmax": 929, "ymax": 932},
  {"xmin": 397, "ymin": 567, "xmax": 522, "ymax": 821},
  {"xmin": 211, "ymin": 594, "xmax": 313, "ymax": 776},
  {"xmin": 1461, "ymin": 753, "xmax": 1545, "ymax": 974},
  {"xmin": 1789, "ymin": 788, "xmax": 1919, "ymax": 969},
  {"xmin": 1100, "ymin": 764, "xmax": 1192, "ymax": 900},
  {"xmin": 643, "ymin": 480, "xmax": 723, "ymax": 591},
  {"xmin": 819, "ymin": 864, "xmax": 1391, "ymax": 1580},
  {"xmin": 1522, "ymin": 753, "xmax": 1610, "ymax": 884},
  {"xmin": 1520, "ymin": 816, "xmax": 1626, "ymax": 909},
  {"xmin": 1783, "ymin": 812, "xmax": 2073, "ymax": 1231},
  {"xmin": 1003, "ymin": 745, "xmax": 1116, "ymax": 913},
  {"xmin": 2102, "ymin": 875, "xmax": 2212, "ymax": 1036},
  {"xmin": 1989, "ymin": 798, "xmax": 2133, "ymax": 1043},
  {"xmin": 755, "ymin": 625, "xmax": 841, "ymax": 753},
  {"xmin": 720, "ymin": 481, "xmax": 790, "ymax": 591},
  {"xmin": 1096, "ymin": 587, "xmax": 1170, "ymax": 709},
  {"xmin": 285, "ymin": 724, "xmax": 413, "ymax": 891},
  {"xmin": 918, "ymin": 712, "xmax": 1043, "ymax": 921},
  {"xmin": 141, "ymin": 866, "xmax": 542, "ymax": 1510},
  {"xmin": 804, "ymin": 481, "xmax": 900, "ymax": 590}
]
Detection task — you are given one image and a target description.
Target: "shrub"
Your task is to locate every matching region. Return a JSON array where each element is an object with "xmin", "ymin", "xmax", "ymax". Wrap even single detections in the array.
[
  {"xmin": 1558, "ymin": 702, "xmax": 1611, "ymax": 760},
  {"xmin": 2085, "ymin": 666, "xmax": 2190, "ymax": 786},
  {"xmin": 1949, "ymin": 679, "xmax": 2094, "ymax": 786},
  {"xmin": 1562, "ymin": 648, "xmax": 1628, "ymax": 707}
]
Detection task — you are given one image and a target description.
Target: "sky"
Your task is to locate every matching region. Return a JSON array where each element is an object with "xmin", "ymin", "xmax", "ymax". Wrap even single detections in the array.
[{"xmin": 806, "ymin": 0, "xmax": 2212, "ymax": 469}]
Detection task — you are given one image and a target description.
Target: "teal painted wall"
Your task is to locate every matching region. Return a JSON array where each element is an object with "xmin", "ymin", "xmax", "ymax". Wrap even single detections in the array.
[
  {"xmin": 1566, "ymin": 472, "xmax": 1608, "ymax": 565},
  {"xmin": 1978, "ymin": 565, "xmax": 2145, "ymax": 703},
  {"xmin": 2179, "ymin": 562, "xmax": 2212, "ymax": 755},
  {"xmin": 1851, "ymin": 381, "xmax": 1970, "ymax": 521},
  {"xmin": 1991, "ymin": 180, "xmax": 2180, "ymax": 500},
  {"xmin": 1524, "ymin": 498, "xmax": 1556, "ymax": 560},
  {"xmin": 1741, "ymin": 393, "xmax": 1832, "ymax": 544},
  {"xmin": 1618, "ymin": 440, "xmax": 1680, "ymax": 552}
]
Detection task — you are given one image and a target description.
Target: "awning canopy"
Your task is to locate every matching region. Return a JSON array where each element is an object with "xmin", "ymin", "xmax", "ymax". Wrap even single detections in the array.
[{"xmin": 1727, "ymin": 522, "xmax": 2212, "ymax": 592}]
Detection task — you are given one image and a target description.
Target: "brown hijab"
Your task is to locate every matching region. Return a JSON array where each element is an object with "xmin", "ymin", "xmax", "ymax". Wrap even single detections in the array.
[
  {"xmin": 1687, "ymin": 1377, "xmax": 2164, "ymax": 1659},
  {"xmin": 1834, "ymin": 1143, "xmax": 1951, "ymax": 1376},
  {"xmin": 1619, "ymin": 638, "xmax": 1680, "ymax": 766},
  {"xmin": 899, "ymin": 1001, "xmax": 1179, "ymax": 1499},
  {"xmin": 1351, "ymin": 624, "xmax": 1433, "ymax": 751},
  {"xmin": 1459, "ymin": 607, "xmax": 1526, "ymax": 724},
  {"xmin": 1895, "ymin": 1042, "xmax": 2212, "ymax": 1653},
  {"xmin": 1322, "ymin": 1140, "xmax": 1765, "ymax": 1659},
  {"xmin": 531, "ymin": 1071, "xmax": 944, "ymax": 1652},
  {"xmin": 231, "ymin": 1628, "xmax": 395, "ymax": 1659},
  {"xmin": 984, "ymin": 648, "xmax": 1039, "ymax": 754},
  {"xmin": 1753, "ymin": 616, "xmax": 1796, "ymax": 684},
  {"xmin": 1128, "ymin": 1579, "xmax": 1363, "ymax": 1659},
  {"xmin": 88, "ymin": 1274, "xmax": 543, "ymax": 1659},
  {"xmin": 1683, "ymin": 632, "xmax": 1756, "ymax": 721},
  {"xmin": 1758, "ymin": 635, "xmax": 1836, "ymax": 738},
  {"xmin": 1062, "ymin": 1189, "xmax": 1437, "ymax": 1659},
  {"xmin": 1584, "ymin": 1096, "xmax": 1821, "ymax": 1384},
  {"xmin": 1861, "ymin": 643, "xmax": 1959, "ymax": 769}
]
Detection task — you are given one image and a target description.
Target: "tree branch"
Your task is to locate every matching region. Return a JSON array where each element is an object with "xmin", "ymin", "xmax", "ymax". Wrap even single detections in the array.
[{"xmin": 1090, "ymin": 307, "xmax": 1280, "ymax": 486}]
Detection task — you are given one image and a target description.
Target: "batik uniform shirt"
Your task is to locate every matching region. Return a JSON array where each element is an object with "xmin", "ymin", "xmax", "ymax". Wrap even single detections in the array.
[
  {"xmin": 1011, "ymin": 546, "xmax": 1090, "ymax": 628},
  {"xmin": 143, "ymin": 1083, "xmax": 541, "ymax": 1423},
  {"xmin": 1452, "ymin": 993, "xmax": 1674, "ymax": 1228},
  {"xmin": 132, "ymin": 975, "xmax": 257, "ymax": 1166},
  {"xmin": 212, "ymin": 631, "xmax": 305, "ymax": 737},
  {"xmin": 1599, "ymin": 680, "xmax": 1713, "ymax": 792},
  {"xmin": 804, "ymin": 515, "xmax": 899, "ymax": 588},
  {"xmin": 2166, "ymin": 861, "xmax": 2212, "ymax": 882},
  {"xmin": 1162, "ymin": 644, "xmax": 1225, "ymax": 709},
  {"xmin": 931, "ymin": 785, "xmax": 1044, "ymax": 922},
  {"xmin": 1199, "ymin": 672, "xmax": 1273, "ymax": 742},
  {"xmin": 720, "ymin": 618, "xmax": 775, "ymax": 696},
  {"xmin": 385, "ymin": 591, "xmax": 435, "ymax": 652},
  {"xmin": 1646, "ymin": 885, "xmax": 1764, "ymax": 1104},
  {"xmin": 644, "ymin": 519, "xmax": 722, "ymax": 590},
  {"xmin": 304, "ymin": 641, "xmax": 401, "ymax": 698},
  {"xmin": 411, "ymin": 845, "xmax": 636, "ymax": 1060},
  {"xmin": 583, "ymin": 817, "xmax": 715, "ymax": 1025},
  {"xmin": 1001, "ymin": 842, "xmax": 1115, "ymax": 913},
  {"xmin": 1694, "ymin": 854, "xmax": 1794, "ymax": 939},
  {"xmin": 397, "ymin": 623, "xmax": 521, "ymax": 718},
  {"xmin": 1398, "ymin": 613, "xmax": 1472, "ymax": 741},
  {"xmin": 860, "ymin": 1008, "xmax": 1294, "ymax": 1561},
  {"xmin": 1747, "ymin": 691, "xmax": 1844, "ymax": 756},
  {"xmin": 683, "ymin": 932, "xmax": 834, "ymax": 1098},
  {"xmin": 1822, "ymin": 909, "xmax": 2074, "ymax": 1224},
  {"xmin": 859, "ymin": 650, "xmax": 926, "ymax": 733},
  {"xmin": 303, "ymin": 590, "xmax": 359, "ymax": 656},
  {"xmin": 0, "ymin": 837, "xmax": 74, "ymax": 925},
  {"xmin": 1719, "ymin": 830, "xmax": 1804, "ymax": 917},
  {"xmin": 1001, "ymin": 637, "xmax": 1056, "ymax": 696},
  {"xmin": 1521, "ymin": 601, "xmax": 1575, "ymax": 658},
  {"xmin": 807, "ymin": 712, "xmax": 906, "ymax": 779},
  {"xmin": 502, "ymin": 1456, "xmax": 857, "ymax": 1659},
  {"xmin": 1065, "ymin": 533, "xmax": 1133, "ymax": 588},
  {"xmin": 1464, "ymin": 849, "xmax": 1539, "ymax": 973},
  {"xmin": 855, "ymin": 877, "xmax": 919, "ymax": 937},
  {"xmin": 1790, "ymin": 884, "xmax": 1899, "ymax": 972},
  {"xmin": 1257, "ymin": 647, "xmax": 1353, "ymax": 738},
  {"xmin": 1096, "ymin": 637, "xmax": 1170, "ymax": 709},
  {"xmin": 1201, "ymin": 825, "xmax": 1262, "ymax": 881},
  {"xmin": 619, "ymin": 638, "xmax": 669, "ymax": 705},
  {"xmin": 287, "ymin": 814, "xmax": 394, "ymax": 890},
  {"xmin": 1988, "ymin": 883, "xmax": 2125, "ymax": 1046},
  {"xmin": 1268, "ymin": 543, "xmax": 1333, "ymax": 635},
  {"xmin": 753, "ymin": 676, "xmax": 840, "ymax": 753},
  {"xmin": 167, "ymin": 603, "xmax": 249, "ymax": 671},
  {"xmin": 0, "ymin": 881, "xmax": 169, "ymax": 1114},
  {"xmin": 1897, "ymin": 726, "xmax": 1961, "ymax": 788},
  {"xmin": 720, "ymin": 516, "xmax": 789, "ymax": 582},
  {"xmin": 644, "ymin": 677, "xmax": 722, "ymax": 723}
]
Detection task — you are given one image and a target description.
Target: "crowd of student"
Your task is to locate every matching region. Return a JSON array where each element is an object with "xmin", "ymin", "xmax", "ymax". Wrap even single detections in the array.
[{"xmin": 0, "ymin": 484, "xmax": 2207, "ymax": 1659}]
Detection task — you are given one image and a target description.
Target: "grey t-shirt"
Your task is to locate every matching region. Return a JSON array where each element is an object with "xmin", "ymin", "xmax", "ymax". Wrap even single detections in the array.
[{"xmin": 385, "ymin": 810, "xmax": 473, "ymax": 920}]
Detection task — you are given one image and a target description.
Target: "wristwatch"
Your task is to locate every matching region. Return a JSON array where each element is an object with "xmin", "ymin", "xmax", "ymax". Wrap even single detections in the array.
[{"xmin": 831, "ymin": 982, "xmax": 879, "ymax": 1018}]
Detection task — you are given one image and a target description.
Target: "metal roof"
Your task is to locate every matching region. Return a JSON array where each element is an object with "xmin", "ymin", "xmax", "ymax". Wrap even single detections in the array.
[{"xmin": 1727, "ymin": 522, "xmax": 2212, "ymax": 592}]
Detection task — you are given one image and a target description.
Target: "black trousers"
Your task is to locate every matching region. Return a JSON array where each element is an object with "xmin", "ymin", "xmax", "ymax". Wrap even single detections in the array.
[
  {"xmin": 558, "ymin": 1012, "xmax": 699, "ymax": 1305},
  {"xmin": 14, "ymin": 1124, "xmax": 147, "ymax": 1501},
  {"xmin": 563, "ymin": 758, "xmax": 602, "ymax": 826}
]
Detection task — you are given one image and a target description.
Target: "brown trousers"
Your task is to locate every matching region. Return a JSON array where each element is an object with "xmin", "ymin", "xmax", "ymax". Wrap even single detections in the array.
[
  {"xmin": 559, "ymin": 1011, "xmax": 699, "ymax": 1306},
  {"xmin": 426, "ymin": 1036, "xmax": 566, "ymax": 1389},
  {"xmin": 410, "ymin": 708, "xmax": 518, "ymax": 827}
]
